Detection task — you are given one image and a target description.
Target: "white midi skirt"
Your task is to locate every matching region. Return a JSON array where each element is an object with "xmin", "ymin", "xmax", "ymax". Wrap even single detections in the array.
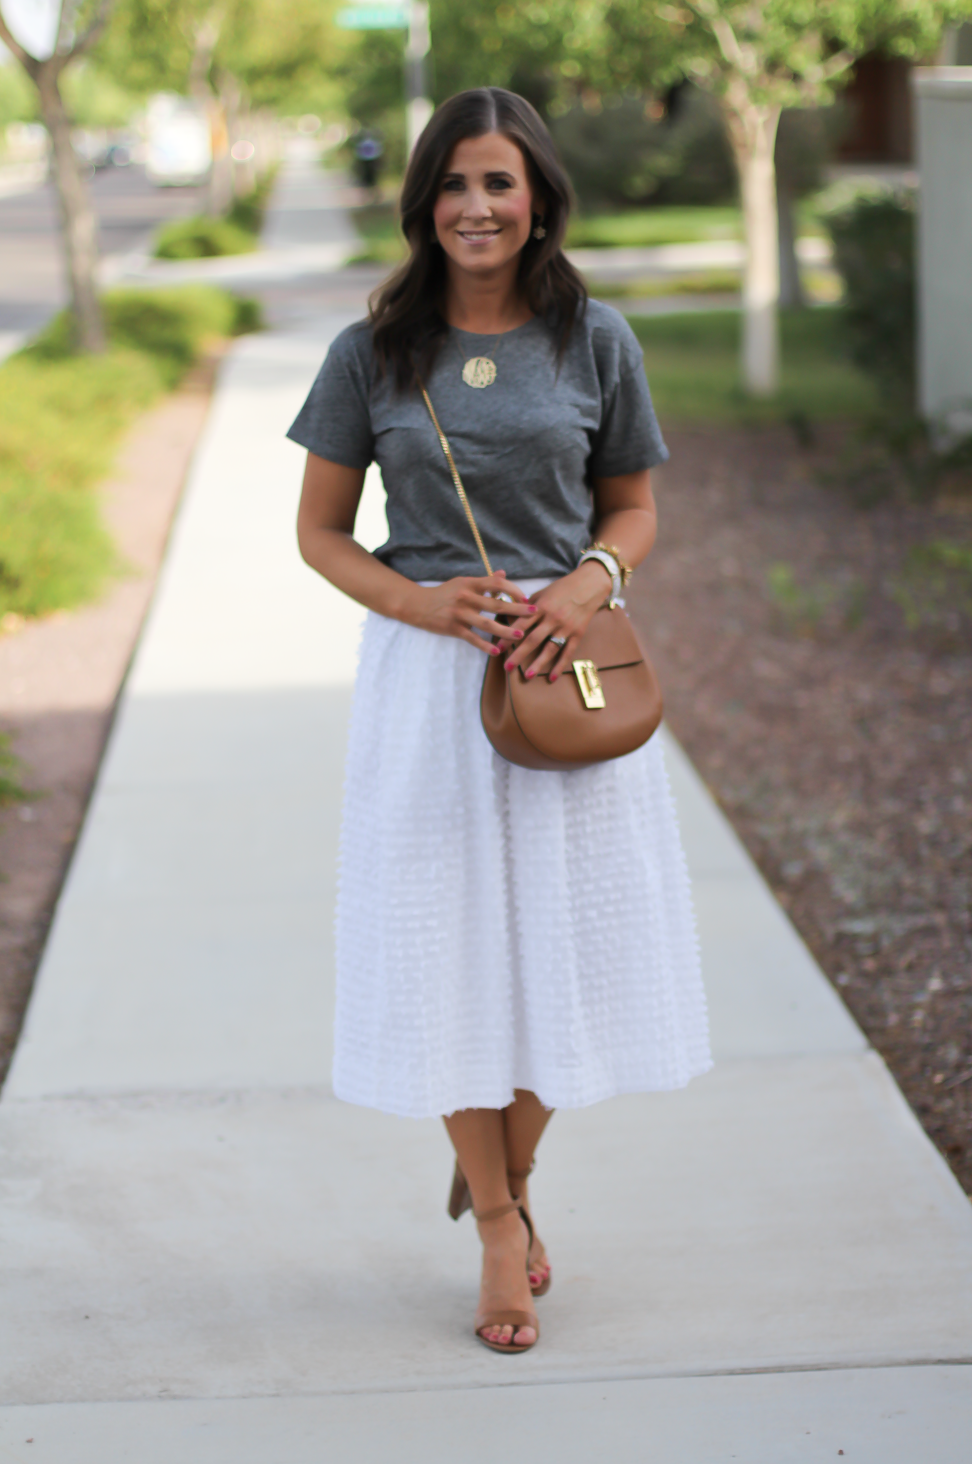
[{"xmin": 334, "ymin": 587, "xmax": 711, "ymax": 1118}]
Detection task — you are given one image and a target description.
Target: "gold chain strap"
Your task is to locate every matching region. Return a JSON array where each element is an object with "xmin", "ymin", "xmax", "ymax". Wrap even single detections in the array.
[{"xmin": 418, "ymin": 380, "xmax": 493, "ymax": 576}]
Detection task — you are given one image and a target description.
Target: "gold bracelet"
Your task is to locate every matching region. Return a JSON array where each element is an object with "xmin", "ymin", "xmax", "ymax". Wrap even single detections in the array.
[{"xmin": 589, "ymin": 541, "xmax": 633, "ymax": 586}]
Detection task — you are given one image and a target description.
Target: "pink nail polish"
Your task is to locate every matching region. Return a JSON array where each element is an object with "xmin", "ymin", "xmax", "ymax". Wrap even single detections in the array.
[
  {"xmin": 525, "ymin": 605, "xmax": 537, "ymax": 613},
  {"xmin": 490, "ymin": 646, "xmax": 500, "ymax": 656},
  {"xmin": 504, "ymin": 660, "xmax": 515, "ymax": 671},
  {"xmin": 526, "ymin": 669, "xmax": 535, "ymax": 679},
  {"xmin": 550, "ymin": 673, "xmax": 558, "ymax": 683},
  {"xmin": 513, "ymin": 630, "xmax": 523, "ymax": 639}
]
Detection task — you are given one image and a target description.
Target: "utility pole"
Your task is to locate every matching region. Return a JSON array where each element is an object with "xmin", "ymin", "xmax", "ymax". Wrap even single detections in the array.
[
  {"xmin": 405, "ymin": 1, "xmax": 433, "ymax": 154},
  {"xmin": 336, "ymin": 0, "xmax": 433, "ymax": 155}
]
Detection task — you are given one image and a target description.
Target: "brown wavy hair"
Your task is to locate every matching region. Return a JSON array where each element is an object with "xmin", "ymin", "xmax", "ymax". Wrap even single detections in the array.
[{"xmin": 369, "ymin": 88, "xmax": 586, "ymax": 390}]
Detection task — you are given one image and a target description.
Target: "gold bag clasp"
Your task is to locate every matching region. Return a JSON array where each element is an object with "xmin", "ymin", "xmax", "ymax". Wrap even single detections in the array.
[{"xmin": 573, "ymin": 659, "xmax": 606, "ymax": 710}]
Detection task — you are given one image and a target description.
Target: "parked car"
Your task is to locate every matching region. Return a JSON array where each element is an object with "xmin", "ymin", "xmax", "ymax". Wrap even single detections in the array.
[{"xmin": 146, "ymin": 94, "xmax": 211, "ymax": 186}]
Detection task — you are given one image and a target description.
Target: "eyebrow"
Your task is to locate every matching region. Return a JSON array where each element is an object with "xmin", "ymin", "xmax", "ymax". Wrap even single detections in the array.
[{"xmin": 441, "ymin": 169, "xmax": 517, "ymax": 181}]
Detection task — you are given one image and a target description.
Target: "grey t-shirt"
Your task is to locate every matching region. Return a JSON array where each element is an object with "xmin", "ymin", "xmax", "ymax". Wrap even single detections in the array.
[{"xmin": 287, "ymin": 300, "xmax": 668, "ymax": 583}]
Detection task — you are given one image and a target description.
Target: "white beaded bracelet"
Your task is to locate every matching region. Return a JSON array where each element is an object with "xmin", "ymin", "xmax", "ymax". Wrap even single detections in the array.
[{"xmin": 578, "ymin": 548, "xmax": 622, "ymax": 604}]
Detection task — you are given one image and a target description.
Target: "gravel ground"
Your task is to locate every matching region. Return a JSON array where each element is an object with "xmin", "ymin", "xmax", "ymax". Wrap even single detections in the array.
[{"xmin": 628, "ymin": 424, "xmax": 972, "ymax": 1194}]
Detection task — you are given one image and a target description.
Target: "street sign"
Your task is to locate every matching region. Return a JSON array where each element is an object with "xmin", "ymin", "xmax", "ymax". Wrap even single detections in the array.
[{"xmin": 335, "ymin": 5, "xmax": 408, "ymax": 26}]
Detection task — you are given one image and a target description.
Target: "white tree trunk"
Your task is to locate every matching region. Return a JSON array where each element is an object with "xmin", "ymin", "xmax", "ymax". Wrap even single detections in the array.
[
  {"xmin": 728, "ymin": 101, "xmax": 782, "ymax": 397},
  {"xmin": 38, "ymin": 64, "xmax": 105, "ymax": 353},
  {"xmin": 777, "ymin": 175, "xmax": 806, "ymax": 309}
]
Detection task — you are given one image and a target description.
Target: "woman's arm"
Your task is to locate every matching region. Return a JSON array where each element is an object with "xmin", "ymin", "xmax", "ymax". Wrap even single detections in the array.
[
  {"xmin": 296, "ymin": 451, "xmax": 538, "ymax": 653},
  {"xmin": 501, "ymin": 468, "xmax": 657, "ymax": 682}
]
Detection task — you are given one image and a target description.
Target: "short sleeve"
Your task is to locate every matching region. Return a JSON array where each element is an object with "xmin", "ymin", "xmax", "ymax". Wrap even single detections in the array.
[
  {"xmin": 286, "ymin": 322, "xmax": 375, "ymax": 469},
  {"xmin": 587, "ymin": 310, "xmax": 669, "ymax": 478}
]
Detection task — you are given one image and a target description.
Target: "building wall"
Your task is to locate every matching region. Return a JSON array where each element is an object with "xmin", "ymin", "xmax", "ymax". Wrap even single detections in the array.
[{"xmin": 913, "ymin": 68, "xmax": 972, "ymax": 438}]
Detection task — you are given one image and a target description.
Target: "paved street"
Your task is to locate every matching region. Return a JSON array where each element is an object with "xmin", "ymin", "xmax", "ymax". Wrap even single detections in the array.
[
  {"xmin": 1, "ymin": 154, "xmax": 970, "ymax": 1460},
  {"xmin": 0, "ymin": 163, "xmax": 205, "ymax": 353}
]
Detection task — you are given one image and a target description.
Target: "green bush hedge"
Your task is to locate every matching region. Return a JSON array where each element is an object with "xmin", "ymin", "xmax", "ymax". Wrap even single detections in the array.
[
  {"xmin": 824, "ymin": 191, "xmax": 916, "ymax": 422},
  {"xmin": 153, "ymin": 214, "xmax": 257, "ymax": 260},
  {"xmin": 153, "ymin": 169, "xmax": 277, "ymax": 260},
  {"xmin": 0, "ymin": 286, "xmax": 261, "ymax": 620},
  {"xmin": 24, "ymin": 286, "xmax": 261, "ymax": 385}
]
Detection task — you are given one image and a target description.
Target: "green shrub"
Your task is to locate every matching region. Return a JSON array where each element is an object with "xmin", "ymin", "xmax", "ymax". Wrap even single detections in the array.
[
  {"xmin": 824, "ymin": 192, "xmax": 916, "ymax": 422},
  {"xmin": 154, "ymin": 214, "xmax": 257, "ymax": 260},
  {"xmin": 0, "ymin": 350, "xmax": 159, "ymax": 617},
  {"xmin": 103, "ymin": 286, "xmax": 260, "ymax": 384},
  {"xmin": 24, "ymin": 286, "xmax": 262, "ymax": 385},
  {"xmin": 1, "ymin": 286, "xmax": 261, "ymax": 619},
  {"xmin": 824, "ymin": 191, "xmax": 972, "ymax": 497},
  {"xmin": 154, "ymin": 168, "xmax": 278, "ymax": 260}
]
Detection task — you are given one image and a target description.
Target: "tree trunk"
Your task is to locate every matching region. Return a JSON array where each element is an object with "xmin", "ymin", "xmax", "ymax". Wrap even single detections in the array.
[
  {"xmin": 777, "ymin": 174, "xmax": 806, "ymax": 310},
  {"xmin": 36, "ymin": 63, "xmax": 105, "ymax": 353},
  {"xmin": 726, "ymin": 99, "xmax": 782, "ymax": 397},
  {"xmin": 207, "ymin": 99, "xmax": 232, "ymax": 215},
  {"xmin": 222, "ymin": 76, "xmax": 253, "ymax": 200},
  {"xmin": 187, "ymin": 10, "xmax": 231, "ymax": 216}
]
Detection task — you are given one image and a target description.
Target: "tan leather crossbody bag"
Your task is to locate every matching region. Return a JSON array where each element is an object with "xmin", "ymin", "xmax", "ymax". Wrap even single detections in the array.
[{"xmin": 420, "ymin": 384, "xmax": 663, "ymax": 772}]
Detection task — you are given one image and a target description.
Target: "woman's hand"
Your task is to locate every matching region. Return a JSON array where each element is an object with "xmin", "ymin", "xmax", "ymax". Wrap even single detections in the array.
[
  {"xmin": 404, "ymin": 570, "xmax": 540, "ymax": 655},
  {"xmin": 501, "ymin": 561, "xmax": 611, "ymax": 682}
]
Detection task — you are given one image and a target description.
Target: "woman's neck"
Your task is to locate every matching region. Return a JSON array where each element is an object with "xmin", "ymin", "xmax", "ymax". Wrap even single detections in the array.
[{"xmin": 444, "ymin": 264, "xmax": 532, "ymax": 335}]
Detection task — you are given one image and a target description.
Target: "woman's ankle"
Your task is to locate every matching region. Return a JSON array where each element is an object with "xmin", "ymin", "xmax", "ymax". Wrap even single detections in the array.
[{"xmin": 476, "ymin": 1208, "xmax": 527, "ymax": 1245}]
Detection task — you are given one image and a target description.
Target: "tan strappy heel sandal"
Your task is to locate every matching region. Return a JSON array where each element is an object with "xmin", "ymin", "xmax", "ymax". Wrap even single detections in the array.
[
  {"xmin": 473, "ymin": 1199, "xmax": 540, "ymax": 1354},
  {"xmin": 508, "ymin": 1164, "xmax": 552, "ymax": 1298},
  {"xmin": 448, "ymin": 1161, "xmax": 552, "ymax": 1298}
]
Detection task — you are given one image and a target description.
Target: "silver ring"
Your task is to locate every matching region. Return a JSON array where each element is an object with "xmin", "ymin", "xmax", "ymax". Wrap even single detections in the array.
[{"xmin": 549, "ymin": 635, "xmax": 567, "ymax": 647}]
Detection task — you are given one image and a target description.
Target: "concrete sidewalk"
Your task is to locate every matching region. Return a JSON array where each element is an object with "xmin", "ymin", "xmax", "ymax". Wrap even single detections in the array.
[{"xmin": 1, "ymin": 156, "xmax": 971, "ymax": 1462}]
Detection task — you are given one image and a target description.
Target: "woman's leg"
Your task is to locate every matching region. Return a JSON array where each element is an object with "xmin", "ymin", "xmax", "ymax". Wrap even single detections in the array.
[
  {"xmin": 503, "ymin": 1090, "xmax": 554, "ymax": 1285},
  {"xmin": 444, "ymin": 1108, "xmax": 536, "ymax": 1347},
  {"xmin": 503, "ymin": 1088, "xmax": 553, "ymax": 1177}
]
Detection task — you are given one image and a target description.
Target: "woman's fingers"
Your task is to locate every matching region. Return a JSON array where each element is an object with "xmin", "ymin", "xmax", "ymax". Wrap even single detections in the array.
[
  {"xmin": 477, "ymin": 572, "xmax": 529, "ymax": 603},
  {"xmin": 503, "ymin": 617, "xmax": 583, "ymax": 678},
  {"xmin": 525, "ymin": 635, "xmax": 576, "ymax": 681},
  {"xmin": 546, "ymin": 637, "xmax": 577, "ymax": 681},
  {"xmin": 472, "ymin": 615, "xmax": 524, "ymax": 642},
  {"xmin": 503, "ymin": 615, "xmax": 561, "ymax": 671},
  {"xmin": 458, "ymin": 628, "xmax": 502, "ymax": 654},
  {"xmin": 473, "ymin": 596, "xmax": 539, "ymax": 619}
]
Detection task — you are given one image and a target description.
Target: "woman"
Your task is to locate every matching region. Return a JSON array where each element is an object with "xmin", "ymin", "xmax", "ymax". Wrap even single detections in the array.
[{"xmin": 289, "ymin": 88, "xmax": 710, "ymax": 1354}]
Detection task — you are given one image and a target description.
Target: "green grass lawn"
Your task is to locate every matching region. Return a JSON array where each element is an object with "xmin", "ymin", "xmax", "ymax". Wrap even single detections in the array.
[
  {"xmin": 349, "ymin": 203, "xmax": 745, "ymax": 260},
  {"xmin": 630, "ymin": 307, "xmax": 878, "ymax": 425},
  {"xmin": 595, "ymin": 270, "xmax": 743, "ymax": 299},
  {"xmin": 567, "ymin": 199, "xmax": 825, "ymax": 249},
  {"xmin": 349, "ymin": 198, "xmax": 828, "ymax": 264},
  {"xmin": 566, "ymin": 206, "xmax": 742, "ymax": 249}
]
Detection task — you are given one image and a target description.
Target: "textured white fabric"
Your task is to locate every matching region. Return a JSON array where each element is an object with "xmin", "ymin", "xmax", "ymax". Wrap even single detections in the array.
[{"xmin": 334, "ymin": 592, "xmax": 711, "ymax": 1118}]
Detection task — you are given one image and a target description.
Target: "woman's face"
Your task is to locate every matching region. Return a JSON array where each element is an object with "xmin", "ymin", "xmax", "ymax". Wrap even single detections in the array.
[{"xmin": 432, "ymin": 132, "xmax": 537, "ymax": 277}]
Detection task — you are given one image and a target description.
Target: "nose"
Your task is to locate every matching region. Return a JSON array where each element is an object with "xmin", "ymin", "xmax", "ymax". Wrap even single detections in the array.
[{"xmin": 461, "ymin": 185, "xmax": 493, "ymax": 220}]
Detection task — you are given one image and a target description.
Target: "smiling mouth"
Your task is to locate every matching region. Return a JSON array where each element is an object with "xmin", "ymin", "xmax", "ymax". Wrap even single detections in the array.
[{"xmin": 457, "ymin": 229, "xmax": 501, "ymax": 242}]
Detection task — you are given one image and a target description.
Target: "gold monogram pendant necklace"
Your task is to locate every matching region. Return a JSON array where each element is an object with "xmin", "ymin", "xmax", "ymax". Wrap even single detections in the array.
[{"xmin": 459, "ymin": 327, "xmax": 507, "ymax": 389}]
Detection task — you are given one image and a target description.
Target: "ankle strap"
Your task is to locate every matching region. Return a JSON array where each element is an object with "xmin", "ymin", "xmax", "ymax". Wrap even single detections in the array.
[{"xmin": 474, "ymin": 1199, "xmax": 521, "ymax": 1223}]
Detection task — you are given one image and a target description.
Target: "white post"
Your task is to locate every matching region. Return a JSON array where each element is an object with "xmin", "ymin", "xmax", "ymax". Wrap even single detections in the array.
[
  {"xmin": 405, "ymin": 0, "xmax": 433, "ymax": 155},
  {"xmin": 912, "ymin": 67, "xmax": 972, "ymax": 446}
]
